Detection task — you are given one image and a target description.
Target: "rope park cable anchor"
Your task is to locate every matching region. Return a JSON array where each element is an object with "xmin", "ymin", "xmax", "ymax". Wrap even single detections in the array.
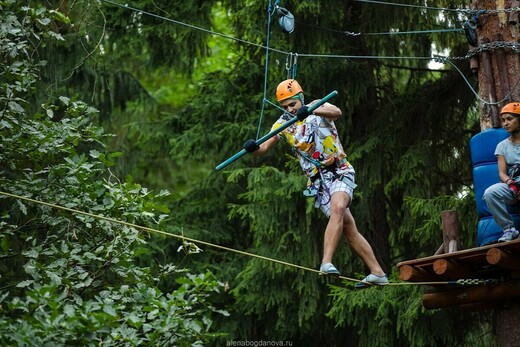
[
  {"xmin": 463, "ymin": 10, "xmax": 484, "ymax": 47},
  {"xmin": 215, "ymin": 90, "xmax": 339, "ymax": 171}
]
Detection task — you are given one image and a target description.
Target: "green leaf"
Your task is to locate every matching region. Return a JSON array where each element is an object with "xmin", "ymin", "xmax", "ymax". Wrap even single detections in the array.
[
  {"xmin": 103, "ymin": 304, "xmax": 117, "ymax": 317},
  {"xmin": 16, "ymin": 280, "xmax": 34, "ymax": 288}
]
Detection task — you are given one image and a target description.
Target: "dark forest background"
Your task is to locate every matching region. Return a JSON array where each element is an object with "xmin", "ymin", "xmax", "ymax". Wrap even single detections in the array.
[{"xmin": 0, "ymin": 1, "xmax": 493, "ymax": 346}]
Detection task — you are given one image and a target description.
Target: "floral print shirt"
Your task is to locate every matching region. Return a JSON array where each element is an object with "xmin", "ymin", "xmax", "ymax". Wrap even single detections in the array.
[{"xmin": 271, "ymin": 111, "xmax": 354, "ymax": 178}]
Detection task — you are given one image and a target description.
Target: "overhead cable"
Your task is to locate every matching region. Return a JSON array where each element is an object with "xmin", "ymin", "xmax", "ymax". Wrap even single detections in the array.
[{"xmin": 99, "ymin": 0, "xmax": 460, "ymax": 62}]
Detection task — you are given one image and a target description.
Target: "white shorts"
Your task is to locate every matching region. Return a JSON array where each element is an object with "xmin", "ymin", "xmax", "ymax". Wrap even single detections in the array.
[{"xmin": 315, "ymin": 171, "xmax": 357, "ymax": 217}]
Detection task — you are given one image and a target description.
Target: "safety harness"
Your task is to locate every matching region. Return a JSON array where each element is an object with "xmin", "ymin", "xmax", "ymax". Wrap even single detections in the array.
[{"xmin": 301, "ymin": 155, "xmax": 356, "ymax": 208}]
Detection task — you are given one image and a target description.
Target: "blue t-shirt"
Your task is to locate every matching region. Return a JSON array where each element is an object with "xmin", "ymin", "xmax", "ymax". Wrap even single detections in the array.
[{"xmin": 495, "ymin": 138, "xmax": 520, "ymax": 176}]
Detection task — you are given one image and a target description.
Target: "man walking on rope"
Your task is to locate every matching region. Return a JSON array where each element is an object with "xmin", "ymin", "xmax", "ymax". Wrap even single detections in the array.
[{"xmin": 243, "ymin": 79, "xmax": 388, "ymax": 288}]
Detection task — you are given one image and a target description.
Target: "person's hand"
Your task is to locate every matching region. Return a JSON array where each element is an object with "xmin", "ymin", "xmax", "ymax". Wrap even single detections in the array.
[
  {"xmin": 243, "ymin": 139, "xmax": 260, "ymax": 153},
  {"xmin": 296, "ymin": 105, "xmax": 310, "ymax": 121},
  {"xmin": 506, "ymin": 179, "xmax": 520, "ymax": 196}
]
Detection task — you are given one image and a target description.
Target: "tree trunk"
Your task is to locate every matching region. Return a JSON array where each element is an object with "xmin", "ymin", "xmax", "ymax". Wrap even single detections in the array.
[
  {"xmin": 477, "ymin": 2, "xmax": 520, "ymax": 346},
  {"xmin": 495, "ymin": 302, "xmax": 520, "ymax": 346},
  {"xmin": 477, "ymin": 0, "xmax": 520, "ymax": 130}
]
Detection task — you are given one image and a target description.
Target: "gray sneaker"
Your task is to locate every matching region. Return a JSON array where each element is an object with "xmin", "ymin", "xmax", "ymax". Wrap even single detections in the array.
[
  {"xmin": 319, "ymin": 262, "xmax": 340, "ymax": 276},
  {"xmin": 354, "ymin": 273, "xmax": 389, "ymax": 289},
  {"xmin": 498, "ymin": 228, "xmax": 520, "ymax": 242}
]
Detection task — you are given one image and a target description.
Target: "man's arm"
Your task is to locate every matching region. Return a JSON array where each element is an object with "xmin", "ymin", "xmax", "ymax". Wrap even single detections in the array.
[
  {"xmin": 252, "ymin": 136, "xmax": 278, "ymax": 156},
  {"xmin": 311, "ymin": 101, "xmax": 341, "ymax": 121},
  {"xmin": 243, "ymin": 135, "xmax": 278, "ymax": 156}
]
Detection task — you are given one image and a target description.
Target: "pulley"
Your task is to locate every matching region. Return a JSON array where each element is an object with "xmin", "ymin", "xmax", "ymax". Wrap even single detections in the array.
[{"xmin": 277, "ymin": 6, "xmax": 294, "ymax": 33}]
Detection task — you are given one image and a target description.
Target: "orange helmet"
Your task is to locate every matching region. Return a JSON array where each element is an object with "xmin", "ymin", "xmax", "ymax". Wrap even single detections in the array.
[
  {"xmin": 500, "ymin": 102, "xmax": 520, "ymax": 116},
  {"xmin": 276, "ymin": 79, "xmax": 303, "ymax": 102}
]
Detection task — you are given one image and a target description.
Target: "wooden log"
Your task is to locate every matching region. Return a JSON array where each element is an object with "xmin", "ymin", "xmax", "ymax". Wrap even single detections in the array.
[
  {"xmin": 441, "ymin": 210, "xmax": 460, "ymax": 254},
  {"xmin": 399, "ymin": 265, "xmax": 437, "ymax": 282},
  {"xmin": 486, "ymin": 248, "xmax": 520, "ymax": 270},
  {"xmin": 423, "ymin": 279, "xmax": 520, "ymax": 309},
  {"xmin": 457, "ymin": 301, "xmax": 496, "ymax": 312},
  {"xmin": 433, "ymin": 259, "xmax": 474, "ymax": 278},
  {"xmin": 396, "ymin": 238, "xmax": 520, "ymax": 269}
]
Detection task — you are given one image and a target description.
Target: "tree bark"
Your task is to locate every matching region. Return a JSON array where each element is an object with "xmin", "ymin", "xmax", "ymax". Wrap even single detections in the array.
[
  {"xmin": 476, "ymin": 2, "xmax": 520, "ymax": 346},
  {"xmin": 495, "ymin": 302, "xmax": 520, "ymax": 346},
  {"xmin": 441, "ymin": 210, "xmax": 461, "ymax": 253},
  {"xmin": 477, "ymin": 0, "xmax": 520, "ymax": 130}
]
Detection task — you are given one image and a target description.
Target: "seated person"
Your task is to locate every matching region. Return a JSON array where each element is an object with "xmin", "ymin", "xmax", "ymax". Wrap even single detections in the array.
[{"xmin": 483, "ymin": 102, "xmax": 520, "ymax": 242}]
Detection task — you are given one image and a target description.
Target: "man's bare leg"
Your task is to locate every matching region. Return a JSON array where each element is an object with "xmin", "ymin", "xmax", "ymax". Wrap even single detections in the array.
[
  {"xmin": 321, "ymin": 192, "xmax": 348, "ymax": 265},
  {"xmin": 342, "ymin": 208, "xmax": 385, "ymax": 276}
]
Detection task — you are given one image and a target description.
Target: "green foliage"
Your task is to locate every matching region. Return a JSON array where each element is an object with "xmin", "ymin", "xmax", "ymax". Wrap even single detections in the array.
[
  {"xmin": 167, "ymin": 1, "xmax": 485, "ymax": 344},
  {"xmin": 5, "ymin": 0, "xmax": 498, "ymax": 345},
  {"xmin": 328, "ymin": 283, "xmax": 493, "ymax": 347},
  {"xmin": 0, "ymin": 3, "xmax": 226, "ymax": 345},
  {"xmin": 0, "ymin": 273, "xmax": 225, "ymax": 346}
]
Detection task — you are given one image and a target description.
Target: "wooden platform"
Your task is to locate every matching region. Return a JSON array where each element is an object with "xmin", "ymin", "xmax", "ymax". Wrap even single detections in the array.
[{"xmin": 396, "ymin": 238, "xmax": 520, "ymax": 309}]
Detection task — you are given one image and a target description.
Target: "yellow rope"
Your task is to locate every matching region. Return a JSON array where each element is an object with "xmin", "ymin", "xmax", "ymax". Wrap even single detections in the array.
[{"xmin": 0, "ymin": 191, "xmax": 451, "ymax": 287}]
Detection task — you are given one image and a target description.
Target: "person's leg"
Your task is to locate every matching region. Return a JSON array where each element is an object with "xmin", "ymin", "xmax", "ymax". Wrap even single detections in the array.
[
  {"xmin": 322, "ymin": 191, "xmax": 385, "ymax": 275},
  {"xmin": 483, "ymin": 183, "xmax": 520, "ymax": 241},
  {"xmin": 483, "ymin": 183, "xmax": 517, "ymax": 230},
  {"xmin": 321, "ymin": 191, "xmax": 347, "ymax": 265},
  {"xmin": 341, "ymin": 206, "xmax": 385, "ymax": 276},
  {"xmin": 322, "ymin": 191, "xmax": 387, "ymax": 286}
]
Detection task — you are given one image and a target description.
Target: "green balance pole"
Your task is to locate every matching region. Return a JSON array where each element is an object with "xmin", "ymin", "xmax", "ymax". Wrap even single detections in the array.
[{"xmin": 215, "ymin": 90, "xmax": 338, "ymax": 171}]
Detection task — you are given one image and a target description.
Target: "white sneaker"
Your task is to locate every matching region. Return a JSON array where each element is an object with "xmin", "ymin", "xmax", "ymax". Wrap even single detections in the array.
[
  {"xmin": 355, "ymin": 273, "xmax": 389, "ymax": 289},
  {"xmin": 319, "ymin": 262, "xmax": 340, "ymax": 276},
  {"xmin": 498, "ymin": 227, "xmax": 520, "ymax": 242}
]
